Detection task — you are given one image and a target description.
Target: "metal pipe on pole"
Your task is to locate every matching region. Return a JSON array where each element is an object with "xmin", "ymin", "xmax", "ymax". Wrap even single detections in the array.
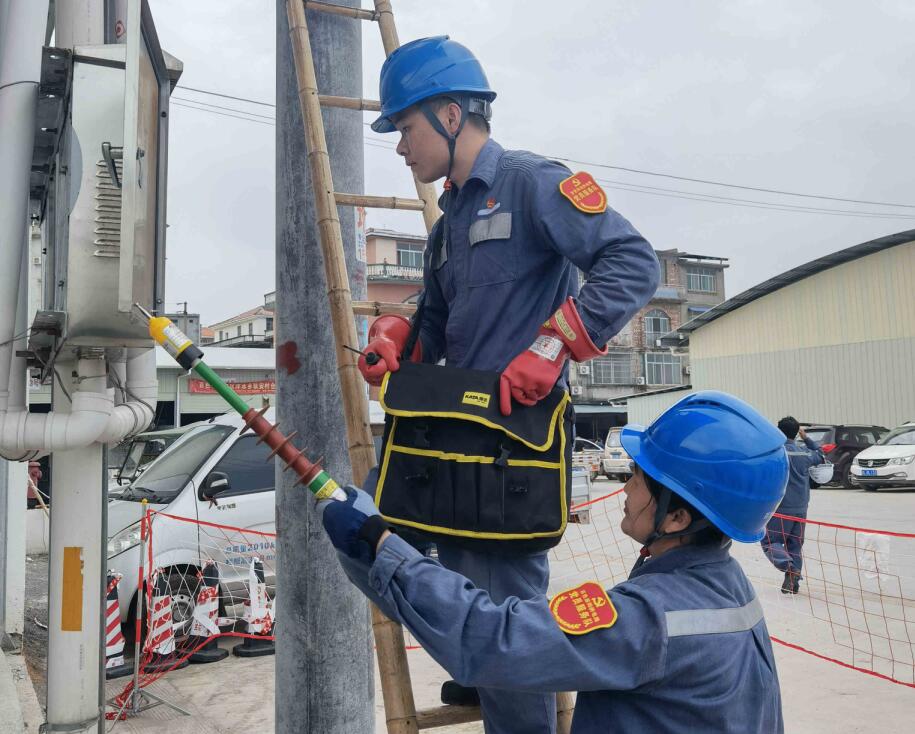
[{"xmin": 275, "ymin": 2, "xmax": 373, "ymax": 732}]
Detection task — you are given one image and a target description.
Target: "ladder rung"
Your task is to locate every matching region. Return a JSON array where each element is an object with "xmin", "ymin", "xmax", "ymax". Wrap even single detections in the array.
[
  {"xmin": 416, "ymin": 705, "xmax": 483, "ymax": 729},
  {"xmin": 304, "ymin": 0, "xmax": 378, "ymax": 21},
  {"xmin": 319, "ymin": 94, "xmax": 381, "ymax": 111},
  {"xmin": 351, "ymin": 301, "xmax": 417, "ymax": 317},
  {"xmin": 335, "ymin": 193, "xmax": 426, "ymax": 211}
]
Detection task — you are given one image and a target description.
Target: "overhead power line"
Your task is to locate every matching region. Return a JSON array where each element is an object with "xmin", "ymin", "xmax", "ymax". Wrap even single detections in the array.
[
  {"xmin": 168, "ymin": 92, "xmax": 915, "ymax": 220},
  {"xmin": 177, "ymin": 84, "xmax": 275, "ymax": 108}
]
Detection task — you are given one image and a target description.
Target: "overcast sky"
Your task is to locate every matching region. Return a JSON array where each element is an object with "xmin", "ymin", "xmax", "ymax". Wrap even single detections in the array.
[{"xmin": 149, "ymin": 1, "xmax": 915, "ymax": 325}]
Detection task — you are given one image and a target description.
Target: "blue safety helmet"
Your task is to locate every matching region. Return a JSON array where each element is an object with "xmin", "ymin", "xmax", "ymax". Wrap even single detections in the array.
[
  {"xmin": 620, "ymin": 391, "xmax": 788, "ymax": 543},
  {"xmin": 372, "ymin": 36, "xmax": 496, "ymax": 133}
]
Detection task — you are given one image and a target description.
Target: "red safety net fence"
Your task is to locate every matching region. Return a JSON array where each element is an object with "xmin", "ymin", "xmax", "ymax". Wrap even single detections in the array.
[
  {"xmin": 106, "ymin": 510, "xmax": 277, "ymax": 720},
  {"xmin": 548, "ymin": 490, "xmax": 915, "ymax": 689}
]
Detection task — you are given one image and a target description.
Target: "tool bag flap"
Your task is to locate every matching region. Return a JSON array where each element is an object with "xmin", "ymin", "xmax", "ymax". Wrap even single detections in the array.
[{"xmin": 375, "ymin": 361, "xmax": 571, "ymax": 551}]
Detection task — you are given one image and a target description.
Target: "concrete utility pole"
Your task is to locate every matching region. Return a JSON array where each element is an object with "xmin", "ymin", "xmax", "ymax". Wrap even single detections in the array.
[{"xmin": 275, "ymin": 2, "xmax": 373, "ymax": 733}]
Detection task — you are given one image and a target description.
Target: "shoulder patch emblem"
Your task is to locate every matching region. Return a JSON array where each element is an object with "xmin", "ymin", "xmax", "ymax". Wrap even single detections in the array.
[
  {"xmin": 559, "ymin": 172, "xmax": 607, "ymax": 214},
  {"xmin": 549, "ymin": 581, "xmax": 617, "ymax": 635}
]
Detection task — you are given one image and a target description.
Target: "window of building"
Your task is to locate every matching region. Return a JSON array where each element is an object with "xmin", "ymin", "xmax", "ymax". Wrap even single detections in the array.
[
  {"xmin": 643, "ymin": 309, "xmax": 671, "ymax": 346},
  {"xmin": 591, "ymin": 353, "xmax": 632, "ymax": 385},
  {"xmin": 396, "ymin": 242, "xmax": 423, "ymax": 269},
  {"xmin": 236, "ymin": 325, "xmax": 241, "ymax": 337},
  {"xmin": 645, "ymin": 352, "xmax": 682, "ymax": 385},
  {"xmin": 687, "ymin": 266, "xmax": 716, "ymax": 293},
  {"xmin": 248, "ymin": 322, "xmax": 253, "ymax": 336},
  {"xmin": 266, "ymin": 317, "xmax": 274, "ymax": 331}
]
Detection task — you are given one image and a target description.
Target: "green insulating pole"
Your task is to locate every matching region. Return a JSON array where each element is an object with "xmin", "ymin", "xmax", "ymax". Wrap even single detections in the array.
[
  {"xmin": 133, "ymin": 304, "xmax": 346, "ymax": 501},
  {"xmin": 192, "ymin": 361, "xmax": 250, "ymax": 415}
]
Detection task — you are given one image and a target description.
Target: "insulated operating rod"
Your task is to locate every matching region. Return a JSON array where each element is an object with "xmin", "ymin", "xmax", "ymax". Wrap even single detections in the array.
[{"xmin": 133, "ymin": 304, "xmax": 346, "ymax": 501}]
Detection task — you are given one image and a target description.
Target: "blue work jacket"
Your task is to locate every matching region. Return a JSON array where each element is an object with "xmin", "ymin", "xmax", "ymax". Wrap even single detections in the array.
[
  {"xmin": 417, "ymin": 139, "xmax": 660, "ymax": 371},
  {"xmin": 780, "ymin": 437, "xmax": 824, "ymax": 514},
  {"xmin": 347, "ymin": 536, "xmax": 783, "ymax": 733}
]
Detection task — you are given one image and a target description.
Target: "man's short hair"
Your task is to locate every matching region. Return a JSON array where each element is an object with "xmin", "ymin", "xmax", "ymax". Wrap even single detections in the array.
[
  {"xmin": 426, "ymin": 95, "xmax": 491, "ymax": 133},
  {"xmin": 777, "ymin": 416, "xmax": 800, "ymax": 440}
]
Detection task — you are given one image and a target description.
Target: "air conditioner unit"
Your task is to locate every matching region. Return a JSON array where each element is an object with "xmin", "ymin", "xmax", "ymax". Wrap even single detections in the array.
[
  {"xmin": 635, "ymin": 377, "xmax": 646, "ymax": 386},
  {"xmin": 570, "ymin": 386, "xmax": 583, "ymax": 396},
  {"xmin": 578, "ymin": 364, "xmax": 591, "ymax": 376}
]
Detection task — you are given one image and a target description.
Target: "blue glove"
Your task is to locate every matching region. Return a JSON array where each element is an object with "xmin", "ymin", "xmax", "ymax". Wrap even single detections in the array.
[{"xmin": 320, "ymin": 486, "xmax": 387, "ymax": 563}]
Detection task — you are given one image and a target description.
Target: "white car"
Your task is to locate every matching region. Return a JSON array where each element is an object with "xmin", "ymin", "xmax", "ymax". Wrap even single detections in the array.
[
  {"xmin": 849, "ymin": 423, "xmax": 915, "ymax": 491},
  {"xmin": 572, "ymin": 438, "xmax": 603, "ymax": 481},
  {"xmin": 601, "ymin": 427, "xmax": 632, "ymax": 481}
]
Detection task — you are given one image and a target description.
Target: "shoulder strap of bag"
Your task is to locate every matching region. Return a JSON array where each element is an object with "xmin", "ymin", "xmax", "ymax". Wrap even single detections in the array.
[{"xmin": 400, "ymin": 215, "xmax": 445, "ymax": 361}]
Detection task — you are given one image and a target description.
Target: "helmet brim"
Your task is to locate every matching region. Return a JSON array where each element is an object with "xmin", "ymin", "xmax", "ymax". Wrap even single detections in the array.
[{"xmin": 371, "ymin": 115, "xmax": 396, "ymax": 134}]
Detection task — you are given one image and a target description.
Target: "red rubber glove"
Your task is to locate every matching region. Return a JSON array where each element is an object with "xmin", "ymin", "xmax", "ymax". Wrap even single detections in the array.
[
  {"xmin": 358, "ymin": 315, "xmax": 422, "ymax": 387},
  {"xmin": 499, "ymin": 298, "xmax": 606, "ymax": 416}
]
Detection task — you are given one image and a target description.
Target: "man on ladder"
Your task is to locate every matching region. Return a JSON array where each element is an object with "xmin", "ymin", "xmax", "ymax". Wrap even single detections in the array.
[{"xmin": 357, "ymin": 36, "xmax": 659, "ymax": 732}]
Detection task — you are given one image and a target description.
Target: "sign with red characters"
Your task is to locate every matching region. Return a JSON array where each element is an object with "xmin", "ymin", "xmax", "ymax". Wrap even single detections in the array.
[
  {"xmin": 558, "ymin": 171, "xmax": 608, "ymax": 214},
  {"xmin": 549, "ymin": 581, "xmax": 618, "ymax": 635},
  {"xmin": 189, "ymin": 379, "xmax": 275, "ymax": 395}
]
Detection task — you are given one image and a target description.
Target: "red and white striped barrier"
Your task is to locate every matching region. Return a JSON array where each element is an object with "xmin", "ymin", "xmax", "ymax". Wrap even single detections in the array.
[
  {"xmin": 233, "ymin": 557, "xmax": 275, "ymax": 657},
  {"xmin": 104, "ymin": 572, "xmax": 131, "ymax": 679},
  {"xmin": 142, "ymin": 569, "xmax": 188, "ymax": 673},
  {"xmin": 187, "ymin": 561, "xmax": 228, "ymax": 664}
]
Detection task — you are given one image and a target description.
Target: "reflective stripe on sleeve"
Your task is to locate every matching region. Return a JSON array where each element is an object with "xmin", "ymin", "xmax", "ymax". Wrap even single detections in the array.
[{"xmin": 665, "ymin": 597, "xmax": 764, "ymax": 638}]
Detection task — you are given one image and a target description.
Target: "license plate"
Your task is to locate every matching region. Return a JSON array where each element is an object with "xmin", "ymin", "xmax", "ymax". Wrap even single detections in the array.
[{"xmin": 861, "ymin": 469, "xmax": 877, "ymax": 476}]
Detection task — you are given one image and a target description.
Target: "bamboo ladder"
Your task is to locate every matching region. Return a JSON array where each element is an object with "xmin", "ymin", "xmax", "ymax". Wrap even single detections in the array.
[{"xmin": 286, "ymin": 1, "xmax": 575, "ymax": 731}]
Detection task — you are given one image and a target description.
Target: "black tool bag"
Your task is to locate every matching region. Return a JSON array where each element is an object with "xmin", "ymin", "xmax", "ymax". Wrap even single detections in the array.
[{"xmin": 375, "ymin": 361, "xmax": 573, "ymax": 554}]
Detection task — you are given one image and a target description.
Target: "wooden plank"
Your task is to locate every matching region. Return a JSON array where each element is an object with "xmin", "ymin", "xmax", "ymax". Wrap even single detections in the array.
[
  {"xmin": 416, "ymin": 705, "xmax": 483, "ymax": 729},
  {"xmin": 304, "ymin": 0, "xmax": 377, "ymax": 21},
  {"xmin": 335, "ymin": 192, "xmax": 426, "ymax": 211},
  {"xmin": 352, "ymin": 300, "xmax": 417, "ymax": 317},
  {"xmin": 319, "ymin": 94, "xmax": 381, "ymax": 111}
]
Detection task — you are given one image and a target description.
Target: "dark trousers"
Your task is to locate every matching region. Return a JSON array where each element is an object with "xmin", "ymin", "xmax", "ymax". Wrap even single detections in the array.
[{"xmin": 761, "ymin": 512, "xmax": 806, "ymax": 576}]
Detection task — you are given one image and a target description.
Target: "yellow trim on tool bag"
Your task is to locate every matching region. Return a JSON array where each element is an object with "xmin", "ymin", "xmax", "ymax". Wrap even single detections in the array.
[
  {"xmin": 388, "ymin": 445, "xmax": 562, "ymax": 470},
  {"xmin": 374, "ymin": 414, "xmax": 570, "ymax": 541},
  {"xmin": 379, "ymin": 371, "xmax": 570, "ymax": 452}
]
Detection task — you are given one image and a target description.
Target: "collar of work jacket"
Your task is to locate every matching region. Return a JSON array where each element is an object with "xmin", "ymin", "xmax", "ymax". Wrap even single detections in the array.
[
  {"xmin": 630, "ymin": 541, "xmax": 733, "ymax": 580},
  {"xmin": 437, "ymin": 138, "xmax": 504, "ymax": 208}
]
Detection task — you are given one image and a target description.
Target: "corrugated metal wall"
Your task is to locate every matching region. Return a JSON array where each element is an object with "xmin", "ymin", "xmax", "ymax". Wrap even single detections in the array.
[
  {"xmin": 626, "ymin": 388, "xmax": 692, "ymax": 426},
  {"xmin": 689, "ymin": 239, "xmax": 915, "ymax": 428}
]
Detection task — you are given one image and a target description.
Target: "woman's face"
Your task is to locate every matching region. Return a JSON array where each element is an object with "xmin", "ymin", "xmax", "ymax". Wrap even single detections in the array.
[{"xmin": 620, "ymin": 466, "xmax": 657, "ymax": 544}]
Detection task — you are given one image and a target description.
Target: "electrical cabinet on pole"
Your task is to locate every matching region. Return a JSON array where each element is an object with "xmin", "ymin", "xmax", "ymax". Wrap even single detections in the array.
[{"xmin": 0, "ymin": 0, "xmax": 180, "ymax": 731}]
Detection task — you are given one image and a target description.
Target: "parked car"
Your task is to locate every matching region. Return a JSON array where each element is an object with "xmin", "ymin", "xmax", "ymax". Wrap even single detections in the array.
[
  {"xmin": 106, "ymin": 402, "xmax": 384, "ymax": 640},
  {"xmin": 572, "ymin": 437, "xmax": 603, "ymax": 481},
  {"xmin": 849, "ymin": 423, "xmax": 915, "ymax": 491},
  {"xmin": 569, "ymin": 466, "xmax": 592, "ymax": 523},
  {"xmin": 108, "ymin": 424, "xmax": 197, "ymax": 494},
  {"xmin": 801, "ymin": 424, "xmax": 888, "ymax": 488},
  {"xmin": 601, "ymin": 427, "xmax": 632, "ymax": 481}
]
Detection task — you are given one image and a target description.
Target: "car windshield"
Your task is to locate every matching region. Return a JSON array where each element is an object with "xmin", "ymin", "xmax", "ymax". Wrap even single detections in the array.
[
  {"xmin": 805, "ymin": 428, "xmax": 832, "ymax": 444},
  {"xmin": 576, "ymin": 439, "xmax": 601, "ymax": 451},
  {"xmin": 878, "ymin": 427, "xmax": 915, "ymax": 446},
  {"xmin": 605, "ymin": 431, "xmax": 622, "ymax": 448},
  {"xmin": 118, "ymin": 426, "xmax": 233, "ymax": 504}
]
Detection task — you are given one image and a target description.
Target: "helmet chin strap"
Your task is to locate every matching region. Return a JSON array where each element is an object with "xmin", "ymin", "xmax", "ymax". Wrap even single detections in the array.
[{"xmin": 630, "ymin": 485, "xmax": 711, "ymax": 575}]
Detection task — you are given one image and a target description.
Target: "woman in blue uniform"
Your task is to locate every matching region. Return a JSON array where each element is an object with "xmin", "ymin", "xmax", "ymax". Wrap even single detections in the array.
[{"xmin": 321, "ymin": 390, "xmax": 789, "ymax": 733}]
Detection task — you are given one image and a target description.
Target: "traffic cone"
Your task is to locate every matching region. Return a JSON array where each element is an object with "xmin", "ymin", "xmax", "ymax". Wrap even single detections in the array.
[
  {"xmin": 104, "ymin": 572, "xmax": 132, "ymax": 679},
  {"xmin": 142, "ymin": 569, "xmax": 189, "ymax": 673},
  {"xmin": 186, "ymin": 561, "xmax": 228, "ymax": 664},
  {"xmin": 232, "ymin": 557, "xmax": 275, "ymax": 657}
]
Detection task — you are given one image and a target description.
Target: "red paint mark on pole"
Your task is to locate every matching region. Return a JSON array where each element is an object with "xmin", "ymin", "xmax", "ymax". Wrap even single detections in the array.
[{"xmin": 277, "ymin": 341, "xmax": 302, "ymax": 376}]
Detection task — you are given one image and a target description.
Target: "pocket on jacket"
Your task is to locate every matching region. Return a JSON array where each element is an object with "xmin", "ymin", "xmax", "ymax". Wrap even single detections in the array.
[{"xmin": 467, "ymin": 212, "xmax": 517, "ymax": 287}]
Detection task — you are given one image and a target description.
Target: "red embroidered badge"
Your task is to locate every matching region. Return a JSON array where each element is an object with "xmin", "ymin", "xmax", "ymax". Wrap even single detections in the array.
[
  {"xmin": 558, "ymin": 171, "xmax": 607, "ymax": 214},
  {"xmin": 549, "ymin": 581, "xmax": 617, "ymax": 635}
]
